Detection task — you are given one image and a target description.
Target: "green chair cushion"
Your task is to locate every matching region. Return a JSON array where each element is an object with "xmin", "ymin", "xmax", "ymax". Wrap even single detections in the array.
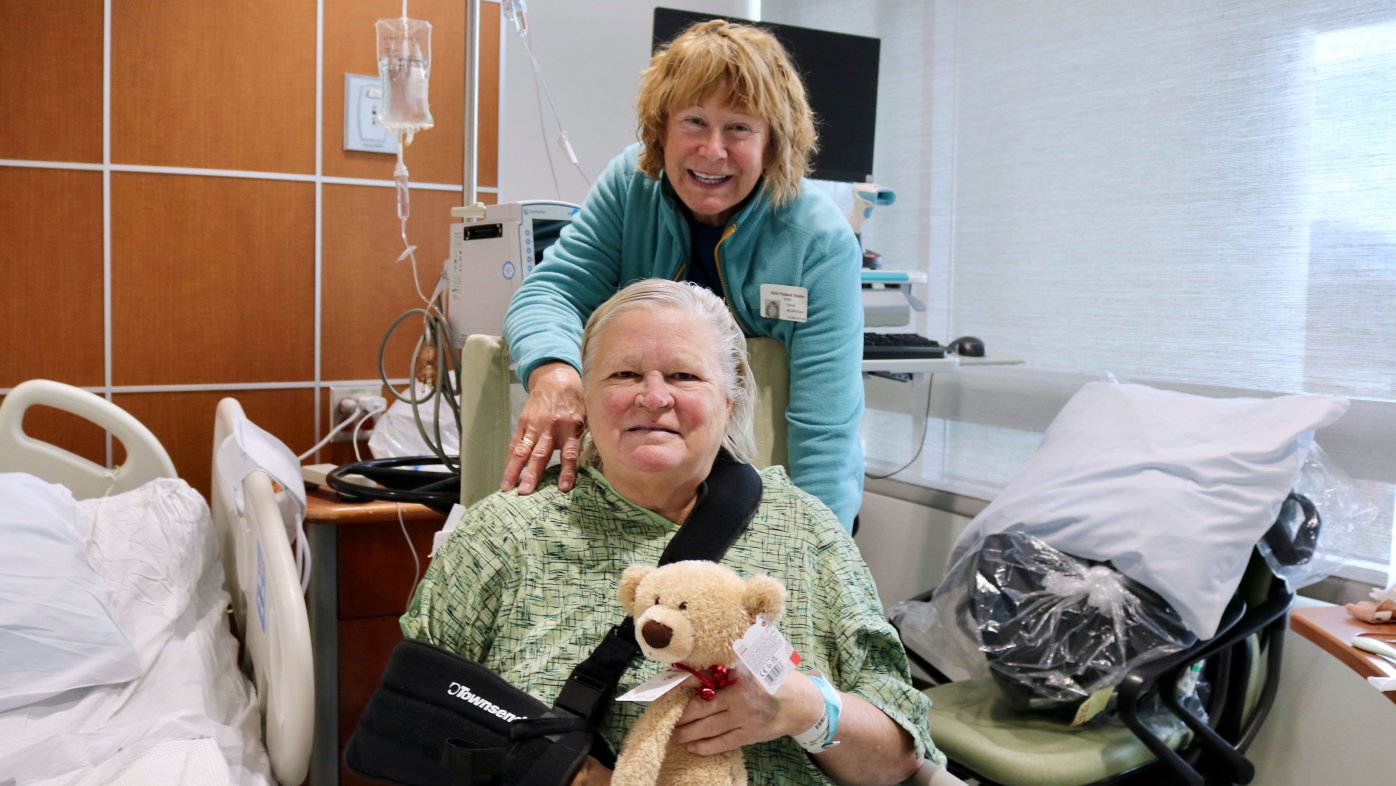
[{"xmin": 926, "ymin": 680, "xmax": 1188, "ymax": 786}]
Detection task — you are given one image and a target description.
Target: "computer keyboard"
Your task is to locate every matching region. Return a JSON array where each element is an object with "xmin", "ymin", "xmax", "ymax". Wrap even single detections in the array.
[{"xmin": 862, "ymin": 333, "xmax": 949, "ymax": 360}]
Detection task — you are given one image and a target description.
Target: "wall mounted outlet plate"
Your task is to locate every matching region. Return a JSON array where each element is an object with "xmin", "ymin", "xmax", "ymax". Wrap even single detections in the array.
[
  {"xmin": 329, "ymin": 384, "xmax": 381, "ymax": 442},
  {"xmin": 344, "ymin": 73, "xmax": 397, "ymax": 154}
]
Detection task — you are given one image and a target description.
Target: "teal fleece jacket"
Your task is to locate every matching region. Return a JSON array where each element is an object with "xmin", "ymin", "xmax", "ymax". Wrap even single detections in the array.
[{"xmin": 503, "ymin": 144, "xmax": 865, "ymax": 529}]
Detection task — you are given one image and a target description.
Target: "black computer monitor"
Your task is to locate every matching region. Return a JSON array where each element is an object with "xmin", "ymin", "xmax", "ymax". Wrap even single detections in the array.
[{"xmin": 652, "ymin": 8, "xmax": 881, "ymax": 183}]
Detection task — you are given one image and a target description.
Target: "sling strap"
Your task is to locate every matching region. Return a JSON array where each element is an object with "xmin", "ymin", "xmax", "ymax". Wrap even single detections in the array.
[
  {"xmin": 551, "ymin": 452, "xmax": 763, "ymax": 728},
  {"xmin": 416, "ymin": 452, "xmax": 765, "ymax": 784}
]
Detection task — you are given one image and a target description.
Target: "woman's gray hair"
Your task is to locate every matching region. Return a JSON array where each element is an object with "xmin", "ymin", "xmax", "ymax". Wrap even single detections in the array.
[{"xmin": 578, "ymin": 279, "xmax": 758, "ymax": 468}]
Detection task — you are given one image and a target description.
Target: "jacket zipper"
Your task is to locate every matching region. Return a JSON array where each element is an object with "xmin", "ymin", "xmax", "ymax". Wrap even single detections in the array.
[{"xmin": 714, "ymin": 225, "xmax": 754, "ymax": 336}]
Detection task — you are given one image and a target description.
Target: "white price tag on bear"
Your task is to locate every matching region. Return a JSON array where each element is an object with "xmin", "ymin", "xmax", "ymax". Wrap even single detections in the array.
[
  {"xmin": 616, "ymin": 668, "xmax": 692, "ymax": 702},
  {"xmin": 733, "ymin": 615, "xmax": 800, "ymax": 694}
]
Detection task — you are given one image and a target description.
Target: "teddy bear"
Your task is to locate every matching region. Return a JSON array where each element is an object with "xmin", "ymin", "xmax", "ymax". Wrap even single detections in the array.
[{"xmin": 610, "ymin": 560, "xmax": 786, "ymax": 786}]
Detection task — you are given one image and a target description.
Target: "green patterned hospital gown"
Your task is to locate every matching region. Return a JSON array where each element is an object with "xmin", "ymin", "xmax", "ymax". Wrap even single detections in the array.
[{"xmin": 400, "ymin": 464, "xmax": 943, "ymax": 784}]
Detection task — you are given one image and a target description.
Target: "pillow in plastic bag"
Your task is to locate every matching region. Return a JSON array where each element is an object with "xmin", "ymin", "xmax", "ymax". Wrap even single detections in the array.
[
  {"xmin": 950, "ymin": 381, "xmax": 1348, "ymax": 638},
  {"xmin": 0, "ymin": 473, "xmax": 142, "ymax": 711}
]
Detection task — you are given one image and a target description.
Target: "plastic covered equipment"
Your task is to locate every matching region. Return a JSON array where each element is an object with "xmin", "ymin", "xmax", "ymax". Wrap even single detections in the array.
[
  {"xmin": 932, "ymin": 531, "xmax": 1196, "ymax": 713},
  {"xmin": 1255, "ymin": 442, "xmax": 1372, "ymax": 591},
  {"xmin": 895, "ymin": 444, "xmax": 1371, "ymax": 717}
]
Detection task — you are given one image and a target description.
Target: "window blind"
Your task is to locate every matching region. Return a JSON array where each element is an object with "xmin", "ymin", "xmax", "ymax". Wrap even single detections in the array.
[{"xmin": 765, "ymin": 0, "xmax": 1396, "ymax": 583}]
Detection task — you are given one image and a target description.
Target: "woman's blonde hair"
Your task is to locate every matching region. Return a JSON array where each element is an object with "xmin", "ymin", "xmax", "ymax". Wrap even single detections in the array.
[
  {"xmin": 635, "ymin": 19, "xmax": 817, "ymax": 208},
  {"xmin": 578, "ymin": 279, "xmax": 757, "ymax": 469}
]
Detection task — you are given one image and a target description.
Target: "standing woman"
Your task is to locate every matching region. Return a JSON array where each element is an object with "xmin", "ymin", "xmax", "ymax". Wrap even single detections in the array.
[{"xmin": 501, "ymin": 19, "xmax": 865, "ymax": 530}]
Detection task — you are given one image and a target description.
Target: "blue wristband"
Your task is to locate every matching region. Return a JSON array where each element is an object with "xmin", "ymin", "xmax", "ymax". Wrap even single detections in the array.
[{"xmin": 793, "ymin": 675, "xmax": 843, "ymax": 753}]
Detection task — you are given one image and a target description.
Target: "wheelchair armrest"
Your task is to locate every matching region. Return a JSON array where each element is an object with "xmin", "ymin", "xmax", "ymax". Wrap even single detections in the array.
[
  {"xmin": 1110, "ymin": 594, "xmax": 1249, "ymax": 786},
  {"xmin": 1114, "ymin": 579, "xmax": 1296, "ymax": 786},
  {"xmin": 1120, "ymin": 595, "xmax": 1248, "ymax": 694}
]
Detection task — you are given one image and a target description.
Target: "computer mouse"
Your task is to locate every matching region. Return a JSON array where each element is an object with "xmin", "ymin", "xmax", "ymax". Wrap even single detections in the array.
[{"xmin": 948, "ymin": 336, "xmax": 986, "ymax": 357}]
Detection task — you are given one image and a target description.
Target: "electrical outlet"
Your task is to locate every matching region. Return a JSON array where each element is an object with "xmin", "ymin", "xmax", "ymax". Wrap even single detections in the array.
[
  {"xmin": 329, "ymin": 385, "xmax": 380, "ymax": 442},
  {"xmin": 344, "ymin": 73, "xmax": 397, "ymax": 154}
]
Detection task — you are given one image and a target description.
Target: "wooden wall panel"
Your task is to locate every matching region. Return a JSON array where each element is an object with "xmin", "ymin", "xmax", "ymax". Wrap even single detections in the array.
[
  {"xmin": 0, "ymin": 0, "xmax": 103, "ymax": 163},
  {"xmin": 115, "ymin": 388, "xmax": 315, "ymax": 498},
  {"xmin": 320, "ymin": 184, "xmax": 462, "ymax": 382},
  {"xmin": 4, "ymin": 2, "xmax": 501, "ymax": 505},
  {"xmin": 111, "ymin": 0, "xmax": 317, "ymax": 172},
  {"xmin": 0, "ymin": 168, "xmax": 105, "ymax": 389},
  {"xmin": 323, "ymin": 0, "xmax": 466, "ymax": 185},
  {"xmin": 110, "ymin": 173, "xmax": 315, "ymax": 385}
]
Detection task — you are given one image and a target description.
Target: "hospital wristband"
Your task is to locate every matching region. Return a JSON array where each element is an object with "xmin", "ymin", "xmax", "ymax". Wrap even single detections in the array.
[{"xmin": 791, "ymin": 675, "xmax": 842, "ymax": 753}]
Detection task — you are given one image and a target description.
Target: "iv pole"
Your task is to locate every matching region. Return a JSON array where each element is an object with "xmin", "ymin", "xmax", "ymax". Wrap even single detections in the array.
[{"xmin": 463, "ymin": 0, "xmax": 479, "ymax": 206}]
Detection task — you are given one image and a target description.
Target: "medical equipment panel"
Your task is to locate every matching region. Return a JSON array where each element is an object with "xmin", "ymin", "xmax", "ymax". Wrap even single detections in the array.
[{"xmin": 446, "ymin": 200, "xmax": 579, "ymax": 345}]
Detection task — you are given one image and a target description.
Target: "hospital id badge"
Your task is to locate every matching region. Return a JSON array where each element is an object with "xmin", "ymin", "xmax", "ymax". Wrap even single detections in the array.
[{"xmin": 759, "ymin": 284, "xmax": 808, "ymax": 323}]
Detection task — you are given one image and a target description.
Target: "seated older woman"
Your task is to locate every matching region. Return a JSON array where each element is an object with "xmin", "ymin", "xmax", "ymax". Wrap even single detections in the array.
[{"xmin": 402, "ymin": 279, "xmax": 943, "ymax": 785}]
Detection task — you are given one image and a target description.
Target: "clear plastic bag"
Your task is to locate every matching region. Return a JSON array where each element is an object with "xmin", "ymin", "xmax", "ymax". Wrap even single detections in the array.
[
  {"xmin": 368, "ymin": 383, "xmax": 459, "ymax": 460},
  {"xmin": 896, "ymin": 531, "xmax": 1196, "ymax": 713},
  {"xmin": 1256, "ymin": 441, "xmax": 1376, "ymax": 590},
  {"xmin": 893, "ymin": 440, "xmax": 1374, "ymax": 716},
  {"xmin": 376, "ymin": 16, "xmax": 434, "ymax": 143}
]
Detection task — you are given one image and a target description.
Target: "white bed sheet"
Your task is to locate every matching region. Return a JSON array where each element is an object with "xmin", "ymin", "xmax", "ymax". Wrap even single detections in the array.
[{"xmin": 0, "ymin": 478, "xmax": 274, "ymax": 786}]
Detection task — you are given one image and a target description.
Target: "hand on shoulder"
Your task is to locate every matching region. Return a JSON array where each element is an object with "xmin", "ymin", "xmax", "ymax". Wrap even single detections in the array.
[{"xmin": 501, "ymin": 362, "xmax": 586, "ymax": 495}]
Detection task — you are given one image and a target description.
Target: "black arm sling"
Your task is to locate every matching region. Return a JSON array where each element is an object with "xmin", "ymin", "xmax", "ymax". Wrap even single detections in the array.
[{"xmin": 344, "ymin": 455, "xmax": 764, "ymax": 786}]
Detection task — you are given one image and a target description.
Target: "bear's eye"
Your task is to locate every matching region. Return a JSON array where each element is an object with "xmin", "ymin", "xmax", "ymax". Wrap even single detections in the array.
[
  {"xmin": 678, "ymin": 602, "xmax": 688, "ymax": 611},
  {"xmin": 654, "ymin": 596, "xmax": 661, "ymax": 605}
]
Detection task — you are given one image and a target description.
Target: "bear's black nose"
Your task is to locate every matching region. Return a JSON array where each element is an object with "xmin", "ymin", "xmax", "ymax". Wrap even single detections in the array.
[{"xmin": 642, "ymin": 619, "xmax": 673, "ymax": 649}]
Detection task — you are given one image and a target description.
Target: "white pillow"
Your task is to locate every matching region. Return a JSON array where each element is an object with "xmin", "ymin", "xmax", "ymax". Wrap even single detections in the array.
[
  {"xmin": 0, "ymin": 473, "xmax": 143, "ymax": 712},
  {"xmin": 951, "ymin": 382, "xmax": 1349, "ymax": 638}
]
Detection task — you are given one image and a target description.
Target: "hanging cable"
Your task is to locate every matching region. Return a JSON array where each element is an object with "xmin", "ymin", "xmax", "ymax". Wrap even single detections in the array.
[
  {"xmin": 397, "ymin": 503, "xmax": 422, "ymax": 611},
  {"xmin": 353, "ymin": 397, "xmax": 390, "ymax": 462},
  {"xmin": 376, "ymin": 3, "xmax": 437, "ymax": 313},
  {"xmin": 363, "ymin": 4, "xmax": 462, "ymax": 469},
  {"xmin": 377, "ymin": 303, "xmax": 462, "ymax": 472},
  {"xmin": 502, "ymin": 0, "xmax": 592, "ymax": 192},
  {"xmin": 865, "ymin": 375, "xmax": 936, "ymax": 480},
  {"xmin": 298, "ymin": 405, "xmax": 368, "ymax": 462}
]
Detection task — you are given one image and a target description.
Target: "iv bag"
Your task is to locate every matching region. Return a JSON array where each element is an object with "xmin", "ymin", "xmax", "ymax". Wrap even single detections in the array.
[{"xmin": 376, "ymin": 17, "xmax": 435, "ymax": 143}]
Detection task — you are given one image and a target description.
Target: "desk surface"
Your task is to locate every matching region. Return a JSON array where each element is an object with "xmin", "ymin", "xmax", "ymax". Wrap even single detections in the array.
[
  {"xmin": 1290, "ymin": 604, "xmax": 1396, "ymax": 704},
  {"xmin": 303, "ymin": 484, "xmax": 448, "ymax": 526},
  {"xmin": 861, "ymin": 354, "xmax": 1024, "ymax": 375}
]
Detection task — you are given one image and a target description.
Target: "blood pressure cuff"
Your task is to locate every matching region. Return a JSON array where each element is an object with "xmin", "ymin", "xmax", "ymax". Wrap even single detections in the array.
[{"xmin": 346, "ymin": 638, "xmax": 604, "ymax": 786}]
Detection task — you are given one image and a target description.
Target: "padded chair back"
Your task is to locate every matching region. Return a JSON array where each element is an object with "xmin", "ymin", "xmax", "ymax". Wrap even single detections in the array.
[
  {"xmin": 457, "ymin": 336, "xmax": 790, "ymax": 509},
  {"xmin": 746, "ymin": 336, "xmax": 790, "ymax": 469},
  {"xmin": 0, "ymin": 379, "xmax": 176, "ymax": 498},
  {"xmin": 211, "ymin": 398, "xmax": 315, "ymax": 786},
  {"xmin": 458, "ymin": 335, "xmax": 514, "ymax": 509}
]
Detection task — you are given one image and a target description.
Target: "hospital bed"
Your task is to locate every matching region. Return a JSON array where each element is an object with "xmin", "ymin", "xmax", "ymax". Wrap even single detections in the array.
[{"xmin": 0, "ymin": 379, "xmax": 313, "ymax": 786}]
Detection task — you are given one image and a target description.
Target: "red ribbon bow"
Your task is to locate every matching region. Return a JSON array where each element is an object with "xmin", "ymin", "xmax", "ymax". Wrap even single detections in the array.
[{"xmin": 672, "ymin": 663, "xmax": 738, "ymax": 701}]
